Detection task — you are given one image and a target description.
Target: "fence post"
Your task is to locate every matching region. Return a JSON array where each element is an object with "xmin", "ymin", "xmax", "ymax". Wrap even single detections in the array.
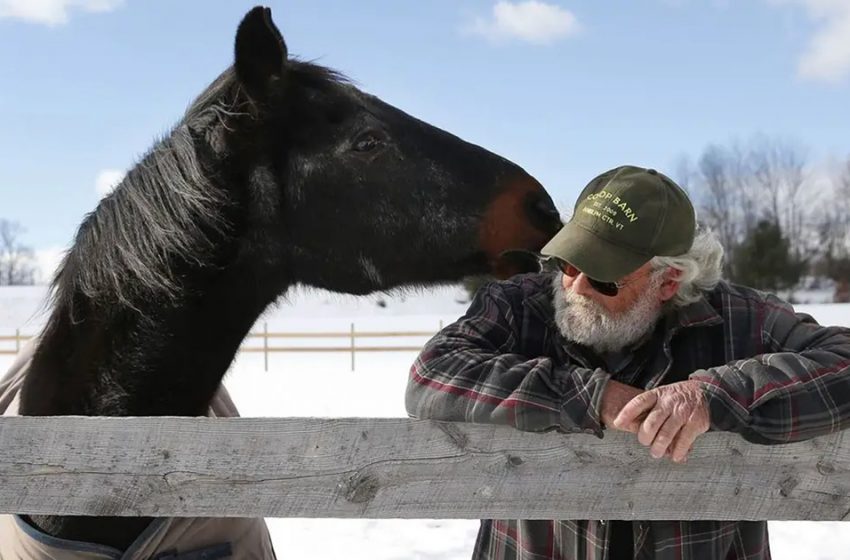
[
  {"xmin": 350, "ymin": 322, "xmax": 355, "ymax": 372},
  {"xmin": 15, "ymin": 329, "xmax": 20, "ymax": 353},
  {"xmin": 438, "ymin": 320, "xmax": 443, "ymax": 330},
  {"xmin": 263, "ymin": 322, "xmax": 269, "ymax": 373}
]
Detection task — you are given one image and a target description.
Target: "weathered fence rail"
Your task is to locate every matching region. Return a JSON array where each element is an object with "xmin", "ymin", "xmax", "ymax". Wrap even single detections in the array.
[{"xmin": 2, "ymin": 416, "xmax": 849, "ymax": 520}]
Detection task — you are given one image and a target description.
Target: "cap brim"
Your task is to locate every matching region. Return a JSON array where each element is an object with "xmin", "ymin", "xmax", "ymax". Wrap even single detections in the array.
[{"xmin": 540, "ymin": 222, "xmax": 651, "ymax": 282}]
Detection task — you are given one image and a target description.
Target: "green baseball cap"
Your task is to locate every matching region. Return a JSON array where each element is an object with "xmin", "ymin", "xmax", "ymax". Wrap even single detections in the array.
[{"xmin": 541, "ymin": 165, "xmax": 695, "ymax": 282}]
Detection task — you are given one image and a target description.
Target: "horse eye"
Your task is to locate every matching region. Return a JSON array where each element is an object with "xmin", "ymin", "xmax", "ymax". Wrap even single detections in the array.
[{"xmin": 352, "ymin": 131, "xmax": 384, "ymax": 153}]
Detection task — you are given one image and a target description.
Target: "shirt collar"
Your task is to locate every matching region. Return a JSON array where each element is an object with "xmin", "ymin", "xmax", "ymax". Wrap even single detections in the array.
[{"xmin": 668, "ymin": 293, "xmax": 723, "ymax": 329}]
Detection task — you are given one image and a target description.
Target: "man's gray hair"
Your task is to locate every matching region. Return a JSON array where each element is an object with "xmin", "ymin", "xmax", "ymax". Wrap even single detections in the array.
[{"xmin": 650, "ymin": 226, "xmax": 725, "ymax": 307}]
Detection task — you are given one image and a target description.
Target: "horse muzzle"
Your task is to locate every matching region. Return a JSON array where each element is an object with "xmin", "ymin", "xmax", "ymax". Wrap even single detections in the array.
[{"xmin": 479, "ymin": 175, "xmax": 563, "ymax": 279}]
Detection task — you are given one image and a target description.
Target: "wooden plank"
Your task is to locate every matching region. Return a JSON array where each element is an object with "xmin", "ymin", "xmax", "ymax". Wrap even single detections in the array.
[{"xmin": 2, "ymin": 416, "xmax": 850, "ymax": 520}]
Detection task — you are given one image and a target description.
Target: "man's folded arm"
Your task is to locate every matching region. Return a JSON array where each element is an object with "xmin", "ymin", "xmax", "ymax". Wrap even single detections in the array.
[
  {"xmin": 406, "ymin": 282, "xmax": 611, "ymax": 437},
  {"xmin": 691, "ymin": 294, "xmax": 850, "ymax": 444}
]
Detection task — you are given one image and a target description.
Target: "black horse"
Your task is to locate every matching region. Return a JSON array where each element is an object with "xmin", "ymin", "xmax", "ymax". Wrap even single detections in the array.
[{"xmin": 16, "ymin": 6, "xmax": 561, "ymax": 551}]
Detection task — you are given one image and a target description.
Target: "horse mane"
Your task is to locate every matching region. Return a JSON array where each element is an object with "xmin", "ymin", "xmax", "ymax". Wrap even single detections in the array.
[
  {"xmin": 49, "ymin": 69, "xmax": 241, "ymax": 317},
  {"xmin": 49, "ymin": 61, "xmax": 351, "ymax": 319}
]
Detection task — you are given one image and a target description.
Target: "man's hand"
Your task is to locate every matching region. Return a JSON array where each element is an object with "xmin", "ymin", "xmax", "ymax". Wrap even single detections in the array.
[
  {"xmin": 612, "ymin": 380, "xmax": 710, "ymax": 463},
  {"xmin": 600, "ymin": 380, "xmax": 644, "ymax": 432}
]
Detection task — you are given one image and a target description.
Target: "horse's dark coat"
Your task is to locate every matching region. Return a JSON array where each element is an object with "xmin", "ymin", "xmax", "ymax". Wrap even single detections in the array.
[{"xmin": 18, "ymin": 5, "xmax": 561, "ymax": 550}]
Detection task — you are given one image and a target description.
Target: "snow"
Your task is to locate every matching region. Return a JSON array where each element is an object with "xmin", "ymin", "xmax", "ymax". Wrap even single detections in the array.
[{"xmin": 2, "ymin": 285, "xmax": 850, "ymax": 559}]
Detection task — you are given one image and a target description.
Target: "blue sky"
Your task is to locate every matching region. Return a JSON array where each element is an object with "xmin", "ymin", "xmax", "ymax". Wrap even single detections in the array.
[{"xmin": 1, "ymin": 0, "xmax": 849, "ymax": 277}]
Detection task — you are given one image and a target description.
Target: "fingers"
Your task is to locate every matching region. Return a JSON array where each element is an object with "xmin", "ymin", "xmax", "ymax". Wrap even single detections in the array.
[
  {"xmin": 647, "ymin": 413, "xmax": 685, "ymax": 459},
  {"xmin": 664, "ymin": 443, "xmax": 693, "ymax": 461},
  {"xmin": 669, "ymin": 422, "xmax": 705, "ymax": 463},
  {"xmin": 613, "ymin": 391, "xmax": 657, "ymax": 431},
  {"xmin": 637, "ymin": 407, "xmax": 670, "ymax": 447},
  {"xmin": 612, "ymin": 410, "xmax": 644, "ymax": 434},
  {"xmin": 615, "ymin": 382, "xmax": 709, "ymax": 463},
  {"xmin": 599, "ymin": 380, "xmax": 644, "ymax": 430}
]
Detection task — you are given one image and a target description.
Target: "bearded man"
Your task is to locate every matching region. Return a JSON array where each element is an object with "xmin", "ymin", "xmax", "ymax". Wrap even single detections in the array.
[{"xmin": 406, "ymin": 165, "xmax": 850, "ymax": 560}]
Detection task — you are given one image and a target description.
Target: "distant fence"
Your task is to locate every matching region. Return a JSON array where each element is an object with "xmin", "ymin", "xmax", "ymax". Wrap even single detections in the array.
[
  {"xmin": 0, "ymin": 321, "xmax": 445, "ymax": 371},
  {"xmin": 0, "ymin": 330, "xmax": 24, "ymax": 355}
]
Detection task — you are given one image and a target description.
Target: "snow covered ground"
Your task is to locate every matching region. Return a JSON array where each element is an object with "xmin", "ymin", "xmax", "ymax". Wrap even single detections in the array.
[{"xmin": 2, "ymin": 285, "xmax": 850, "ymax": 559}]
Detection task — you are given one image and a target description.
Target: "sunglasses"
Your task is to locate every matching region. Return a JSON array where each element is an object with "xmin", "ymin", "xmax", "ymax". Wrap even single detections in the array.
[{"xmin": 553, "ymin": 260, "xmax": 650, "ymax": 297}]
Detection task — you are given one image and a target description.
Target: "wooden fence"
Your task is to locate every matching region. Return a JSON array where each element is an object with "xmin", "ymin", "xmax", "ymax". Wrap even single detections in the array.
[
  {"xmin": 0, "ymin": 321, "xmax": 445, "ymax": 371},
  {"xmin": 4, "ymin": 326, "xmax": 850, "ymax": 521},
  {"xmin": 2, "ymin": 416, "xmax": 850, "ymax": 520}
]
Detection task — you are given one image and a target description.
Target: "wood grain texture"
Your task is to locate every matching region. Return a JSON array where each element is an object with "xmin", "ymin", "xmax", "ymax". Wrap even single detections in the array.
[{"xmin": 1, "ymin": 416, "xmax": 849, "ymax": 520}]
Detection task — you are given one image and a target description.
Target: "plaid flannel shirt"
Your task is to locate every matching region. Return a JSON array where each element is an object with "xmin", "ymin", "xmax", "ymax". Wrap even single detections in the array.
[{"xmin": 406, "ymin": 272, "xmax": 850, "ymax": 560}]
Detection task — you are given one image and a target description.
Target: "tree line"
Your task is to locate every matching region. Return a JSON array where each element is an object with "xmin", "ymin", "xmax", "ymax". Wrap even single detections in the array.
[{"xmin": 679, "ymin": 136, "xmax": 850, "ymax": 301}]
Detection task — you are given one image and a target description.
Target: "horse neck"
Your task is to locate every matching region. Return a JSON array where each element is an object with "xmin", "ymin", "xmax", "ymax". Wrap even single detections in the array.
[
  {"xmin": 22, "ymin": 266, "xmax": 290, "ymax": 417},
  {"xmin": 18, "ymin": 256, "xmax": 291, "ymax": 550}
]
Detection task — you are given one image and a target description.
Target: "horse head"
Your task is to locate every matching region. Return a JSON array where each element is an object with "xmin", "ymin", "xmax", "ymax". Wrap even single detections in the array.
[{"xmin": 228, "ymin": 7, "xmax": 561, "ymax": 295}]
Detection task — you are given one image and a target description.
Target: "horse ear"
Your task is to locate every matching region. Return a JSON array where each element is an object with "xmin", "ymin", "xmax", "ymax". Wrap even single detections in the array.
[{"xmin": 234, "ymin": 6, "xmax": 289, "ymax": 99}]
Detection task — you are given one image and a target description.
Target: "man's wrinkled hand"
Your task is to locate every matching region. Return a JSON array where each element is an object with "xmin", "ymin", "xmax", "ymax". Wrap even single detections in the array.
[
  {"xmin": 600, "ymin": 380, "xmax": 644, "ymax": 433},
  {"xmin": 612, "ymin": 380, "xmax": 709, "ymax": 463}
]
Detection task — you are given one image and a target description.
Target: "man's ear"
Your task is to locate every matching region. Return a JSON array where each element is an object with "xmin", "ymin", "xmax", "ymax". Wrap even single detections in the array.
[
  {"xmin": 659, "ymin": 267, "xmax": 681, "ymax": 303},
  {"xmin": 234, "ymin": 6, "xmax": 288, "ymax": 100}
]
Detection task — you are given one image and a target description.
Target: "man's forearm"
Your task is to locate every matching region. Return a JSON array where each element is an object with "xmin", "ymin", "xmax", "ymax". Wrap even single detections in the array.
[{"xmin": 407, "ymin": 349, "xmax": 611, "ymax": 435}]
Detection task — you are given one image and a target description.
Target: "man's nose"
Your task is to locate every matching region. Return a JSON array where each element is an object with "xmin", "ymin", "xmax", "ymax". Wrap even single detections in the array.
[{"xmin": 562, "ymin": 269, "xmax": 596, "ymax": 298}]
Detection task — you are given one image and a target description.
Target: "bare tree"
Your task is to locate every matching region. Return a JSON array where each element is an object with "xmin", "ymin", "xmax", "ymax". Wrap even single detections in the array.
[
  {"xmin": 671, "ymin": 154, "xmax": 694, "ymax": 195},
  {"xmin": 749, "ymin": 136, "xmax": 808, "ymax": 252},
  {"xmin": 694, "ymin": 144, "xmax": 754, "ymax": 278},
  {"xmin": 697, "ymin": 146, "xmax": 734, "ymax": 248},
  {"xmin": 0, "ymin": 219, "xmax": 37, "ymax": 286},
  {"xmin": 688, "ymin": 137, "xmax": 811, "ymax": 284},
  {"xmin": 816, "ymin": 156, "xmax": 850, "ymax": 300}
]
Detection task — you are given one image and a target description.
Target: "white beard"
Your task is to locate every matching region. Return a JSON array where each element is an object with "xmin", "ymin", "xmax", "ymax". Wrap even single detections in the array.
[{"xmin": 552, "ymin": 273, "xmax": 664, "ymax": 354}]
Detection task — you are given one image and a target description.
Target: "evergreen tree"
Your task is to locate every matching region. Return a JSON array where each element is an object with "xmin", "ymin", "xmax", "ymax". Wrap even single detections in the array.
[{"xmin": 732, "ymin": 220, "xmax": 805, "ymax": 292}]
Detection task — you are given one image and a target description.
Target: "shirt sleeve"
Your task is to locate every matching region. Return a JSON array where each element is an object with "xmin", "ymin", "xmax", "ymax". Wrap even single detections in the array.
[
  {"xmin": 406, "ymin": 281, "xmax": 610, "ymax": 437},
  {"xmin": 689, "ymin": 293, "xmax": 850, "ymax": 444}
]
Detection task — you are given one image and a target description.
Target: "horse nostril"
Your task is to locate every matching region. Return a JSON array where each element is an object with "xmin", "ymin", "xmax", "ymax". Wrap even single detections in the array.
[{"xmin": 526, "ymin": 192, "xmax": 563, "ymax": 234}]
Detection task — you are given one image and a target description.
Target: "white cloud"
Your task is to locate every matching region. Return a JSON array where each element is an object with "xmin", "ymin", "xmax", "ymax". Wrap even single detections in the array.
[
  {"xmin": 0, "ymin": 0, "xmax": 123, "ymax": 27},
  {"xmin": 768, "ymin": 0, "xmax": 850, "ymax": 83},
  {"xmin": 95, "ymin": 168, "xmax": 125, "ymax": 197},
  {"xmin": 467, "ymin": 1, "xmax": 580, "ymax": 45}
]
